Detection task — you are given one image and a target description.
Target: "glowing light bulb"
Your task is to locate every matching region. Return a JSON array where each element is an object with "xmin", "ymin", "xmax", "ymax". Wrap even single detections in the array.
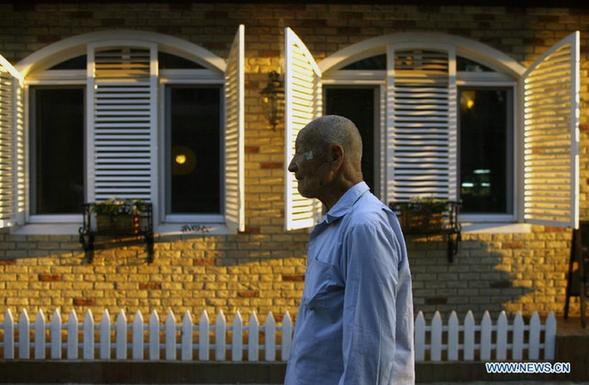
[
  {"xmin": 466, "ymin": 99, "xmax": 475, "ymax": 109},
  {"xmin": 175, "ymin": 154, "xmax": 187, "ymax": 165}
]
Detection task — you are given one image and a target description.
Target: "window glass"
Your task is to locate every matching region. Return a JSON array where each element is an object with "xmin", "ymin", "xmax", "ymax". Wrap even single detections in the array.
[
  {"xmin": 457, "ymin": 56, "xmax": 495, "ymax": 72},
  {"xmin": 31, "ymin": 87, "xmax": 85, "ymax": 214},
  {"xmin": 341, "ymin": 54, "xmax": 386, "ymax": 70},
  {"xmin": 459, "ymin": 88, "xmax": 512, "ymax": 214},
  {"xmin": 324, "ymin": 87, "xmax": 378, "ymax": 194},
  {"xmin": 48, "ymin": 55, "xmax": 87, "ymax": 70},
  {"xmin": 166, "ymin": 86, "xmax": 221, "ymax": 214},
  {"xmin": 159, "ymin": 52, "xmax": 205, "ymax": 69}
]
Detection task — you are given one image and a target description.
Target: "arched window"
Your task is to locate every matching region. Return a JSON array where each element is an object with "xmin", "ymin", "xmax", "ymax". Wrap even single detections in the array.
[
  {"xmin": 284, "ymin": 29, "xmax": 579, "ymax": 231},
  {"xmin": 0, "ymin": 28, "xmax": 244, "ymax": 234}
]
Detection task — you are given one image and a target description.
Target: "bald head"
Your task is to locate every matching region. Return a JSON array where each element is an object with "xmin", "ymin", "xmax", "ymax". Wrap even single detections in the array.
[{"xmin": 299, "ymin": 115, "xmax": 363, "ymax": 174}]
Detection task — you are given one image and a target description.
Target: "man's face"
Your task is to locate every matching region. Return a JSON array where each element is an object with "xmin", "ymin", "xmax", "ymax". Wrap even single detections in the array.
[{"xmin": 287, "ymin": 131, "xmax": 330, "ymax": 199}]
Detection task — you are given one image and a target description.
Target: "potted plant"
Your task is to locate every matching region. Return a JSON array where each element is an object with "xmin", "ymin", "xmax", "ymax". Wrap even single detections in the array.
[
  {"xmin": 391, "ymin": 197, "xmax": 449, "ymax": 233},
  {"xmin": 92, "ymin": 198, "xmax": 148, "ymax": 234}
]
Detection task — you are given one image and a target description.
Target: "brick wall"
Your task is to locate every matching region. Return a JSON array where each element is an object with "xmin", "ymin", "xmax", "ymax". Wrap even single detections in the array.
[{"xmin": 0, "ymin": 2, "xmax": 587, "ymax": 324}]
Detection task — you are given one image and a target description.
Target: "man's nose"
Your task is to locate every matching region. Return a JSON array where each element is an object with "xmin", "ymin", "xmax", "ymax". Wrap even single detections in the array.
[{"xmin": 288, "ymin": 158, "xmax": 297, "ymax": 173}]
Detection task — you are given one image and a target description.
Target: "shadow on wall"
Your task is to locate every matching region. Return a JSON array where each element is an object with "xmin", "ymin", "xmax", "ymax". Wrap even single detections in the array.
[{"xmin": 406, "ymin": 234, "xmax": 564, "ymax": 322}]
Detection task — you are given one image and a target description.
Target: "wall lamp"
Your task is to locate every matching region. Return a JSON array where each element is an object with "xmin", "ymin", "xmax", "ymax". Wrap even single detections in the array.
[{"xmin": 260, "ymin": 71, "xmax": 284, "ymax": 130}]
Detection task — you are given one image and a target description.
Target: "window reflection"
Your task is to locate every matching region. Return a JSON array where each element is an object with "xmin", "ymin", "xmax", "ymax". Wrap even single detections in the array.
[{"xmin": 459, "ymin": 88, "xmax": 512, "ymax": 214}]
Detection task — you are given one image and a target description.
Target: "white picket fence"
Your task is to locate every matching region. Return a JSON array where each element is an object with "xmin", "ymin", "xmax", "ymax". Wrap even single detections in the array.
[{"xmin": 0, "ymin": 308, "xmax": 556, "ymax": 362}]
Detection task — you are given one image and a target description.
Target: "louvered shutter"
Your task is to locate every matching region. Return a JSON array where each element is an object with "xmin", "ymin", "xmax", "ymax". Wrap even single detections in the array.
[
  {"xmin": 284, "ymin": 27, "xmax": 323, "ymax": 231},
  {"xmin": 387, "ymin": 48, "xmax": 457, "ymax": 202},
  {"xmin": 0, "ymin": 55, "xmax": 23, "ymax": 228},
  {"xmin": 87, "ymin": 44, "xmax": 157, "ymax": 203},
  {"xmin": 224, "ymin": 25, "xmax": 245, "ymax": 233},
  {"xmin": 522, "ymin": 32, "xmax": 580, "ymax": 228}
]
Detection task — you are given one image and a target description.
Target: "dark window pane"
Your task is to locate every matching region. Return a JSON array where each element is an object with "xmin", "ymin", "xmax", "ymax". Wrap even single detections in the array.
[
  {"xmin": 342, "ymin": 54, "xmax": 386, "ymax": 70},
  {"xmin": 324, "ymin": 87, "xmax": 377, "ymax": 194},
  {"xmin": 168, "ymin": 86, "xmax": 221, "ymax": 214},
  {"xmin": 459, "ymin": 88, "xmax": 511, "ymax": 213},
  {"xmin": 49, "ymin": 55, "xmax": 87, "ymax": 70},
  {"xmin": 32, "ymin": 87, "xmax": 84, "ymax": 214},
  {"xmin": 159, "ymin": 52, "xmax": 205, "ymax": 69},
  {"xmin": 457, "ymin": 56, "xmax": 495, "ymax": 72}
]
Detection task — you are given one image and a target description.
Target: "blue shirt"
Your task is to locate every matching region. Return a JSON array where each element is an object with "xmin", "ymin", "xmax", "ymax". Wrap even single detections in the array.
[{"xmin": 284, "ymin": 182, "xmax": 414, "ymax": 385}]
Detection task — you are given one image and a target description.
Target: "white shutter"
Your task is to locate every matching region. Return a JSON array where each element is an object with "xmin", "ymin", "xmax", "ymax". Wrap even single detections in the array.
[
  {"xmin": 386, "ymin": 48, "xmax": 457, "ymax": 203},
  {"xmin": 0, "ymin": 55, "xmax": 23, "ymax": 228},
  {"xmin": 88, "ymin": 44, "xmax": 157, "ymax": 202},
  {"xmin": 224, "ymin": 25, "xmax": 245, "ymax": 233},
  {"xmin": 284, "ymin": 27, "xmax": 323, "ymax": 231},
  {"xmin": 522, "ymin": 32, "xmax": 579, "ymax": 228}
]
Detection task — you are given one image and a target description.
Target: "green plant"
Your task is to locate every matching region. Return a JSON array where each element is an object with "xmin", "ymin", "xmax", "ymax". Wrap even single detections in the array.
[
  {"xmin": 92, "ymin": 198, "xmax": 148, "ymax": 216},
  {"xmin": 394, "ymin": 197, "xmax": 448, "ymax": 213}
]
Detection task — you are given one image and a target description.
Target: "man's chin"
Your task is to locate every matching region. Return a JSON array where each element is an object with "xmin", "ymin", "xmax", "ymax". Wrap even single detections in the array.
[{"xmin": 297, "ymin": 186, "xmax": 314, "ymax": 199}]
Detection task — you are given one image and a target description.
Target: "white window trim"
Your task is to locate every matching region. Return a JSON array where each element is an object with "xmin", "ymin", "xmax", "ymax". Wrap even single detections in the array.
[
  {"xmin": 11, "ymin": 30, "xmax": 236, "ymax": 236},
  {"xmin": 156, "ymin": 80, "xmax": 230, "ymax": 234},
  {"xmin": 322, "ymin": 39, "xmax": 523, "ymax": 225},
  {"xmin": 457, "ymin": 78, "xmax": 518, "ymax": 222},
  {"xmin": 323, "ymin": 77, "xmax": 519, "ymax": 219},
  {"xmin": 322, "ymin": 81, "xmax": 384, "ymax": 199}
]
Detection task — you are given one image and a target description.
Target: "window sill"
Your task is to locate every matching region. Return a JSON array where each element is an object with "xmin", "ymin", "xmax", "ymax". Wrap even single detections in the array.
[
  {"xmin": 460, "ymin": 222, "xmax": 532, "ymax": 234},
  {"xmin": 10, "ymin": 222, "xmax": 236, "ymax": 236},
  {"xmin": 11, "ymin": 223, "xmax": 82, "ymax": 235}
]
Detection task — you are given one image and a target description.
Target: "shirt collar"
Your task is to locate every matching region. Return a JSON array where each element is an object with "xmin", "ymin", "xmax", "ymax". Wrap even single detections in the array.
[{"xmin": 321, "ymin": 181, "xmax": 370, "ymax": 224}]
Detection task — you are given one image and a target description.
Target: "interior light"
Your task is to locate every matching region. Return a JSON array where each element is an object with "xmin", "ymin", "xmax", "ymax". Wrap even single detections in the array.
[
  {"xmin": 175, "ymin": 154, "xmax": 187, "ymax": 165},
  {"xmin": 466, "ymin": 99, "xmax": 475, "ymax": 109},
  {"xmin": 461, "ymin": 182, "xmax": 474, "ymax": 188},
  {"xmin": 474, "ymin": 169, "xmax": 490, "ymax": 174}
]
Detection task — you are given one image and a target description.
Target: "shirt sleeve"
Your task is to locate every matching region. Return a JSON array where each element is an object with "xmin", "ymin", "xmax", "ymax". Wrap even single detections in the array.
[{"xmin": 338, "ymin": 221, "xmax": 401, "ymax": 385}]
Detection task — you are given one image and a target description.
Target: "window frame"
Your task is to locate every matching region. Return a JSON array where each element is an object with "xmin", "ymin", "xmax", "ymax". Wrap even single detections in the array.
[
  {"xmin": 322, "ymin": 49, "xmax": 521, "ymax": 225},
  {"xmin": 9, "ymin": 29, "xmax": 244, "ymax": 236},
  {"xmin": 27, "ymin": 84, "xmax": 87, "ymax": 221},
  {"xmin": 322, "ymin": 83, "xmax": 383, "ymax": 199},
  {"xmin": 456, "ymin": 84, "xmax": 516, "ymax": 223},
  {"xmin": 158, "ymin": 78, "xmax": 226, "ymax": 225}
]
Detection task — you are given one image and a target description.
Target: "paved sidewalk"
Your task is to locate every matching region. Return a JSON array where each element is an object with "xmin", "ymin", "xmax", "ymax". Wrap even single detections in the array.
[{"xmin": 16, "ymin": 382, "xmax": 589, "ymax": 385}]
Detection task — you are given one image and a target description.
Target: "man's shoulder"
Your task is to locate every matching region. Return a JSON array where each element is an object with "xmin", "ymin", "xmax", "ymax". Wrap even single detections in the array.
[{"xmin": 346, "ymin": 193, "xmax": 394, "ymax": 229}]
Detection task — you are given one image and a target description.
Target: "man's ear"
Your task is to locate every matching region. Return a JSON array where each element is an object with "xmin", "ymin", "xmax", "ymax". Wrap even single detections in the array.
[{"xmin": 331, "ymin": 144, "xmax": 344, "ymax": 163}]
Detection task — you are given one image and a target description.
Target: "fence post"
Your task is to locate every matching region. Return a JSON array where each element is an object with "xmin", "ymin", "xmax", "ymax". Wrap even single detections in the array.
[
  {"xmin": 430, "ymin": 311, "xmax": 442, "ymax": 362},
  {"xmin": 545, "ymin": 312, "xmax": 556, "ymax": 360},
  {"xmin": 67, "ymin": 310, "xmax": 78, "ymax": 360},
  {"xmin": 248, "ymin": 311, "xmax": 259, "ymax": 362},
  {"xmin": 463, "ymin": 311, "xmax": 475, "ymax": 361},
  {"xmin": 199, "ymin": 311, "xmax": 210, "ymax": 361},
  {"xmin": 181, "ymin": 311, "xmax": 193, "ymax": 361},
  {"xmin": 447, "ymin": 311, "xmax": 458, "ymax": 361},
  {"xmin": 133, "ymin": 310, "xmax": 144, "ymax": 361},
  {"xmin": 50, "ymin": 309, "xmax": 62, "ymax": 359},
  {"xmin": 99, "ymin": 309, "xmax": 111, "ymax": 360},
  {"xmin": 265, "ymin": 312, "xmax": 276, "ymax": 362},
  {"xmin": 415, "ymin": 311, "xmax": 425, "ymax": 362},
  {"xmin": 165, "ymin": 310, "xmax": 177, "ymax": 361},
  {"xmin": 4, "ymin": 309, "xmax": 14, "ymax": 359},
  {"xmin": 115, "ymin": 310, "xmax": 127, "ymax": 360},
  {"xmin": 529, "ymin": 312, "xmax": 541, "ymax": 360},
  {"xmin": 34, "ymin": 309, "xmax": 46, "ymax": 359},
  {"xmin": 232, "ymin": 311, "xmax": 243, "ymax": 362},
  {"xmin": 512, "ymin": 312, "xmax": 524, "ymax": 360},
  {"xmin": 282, "ymin": 311, "xmax": 293, "ymax": 362},
  {"xmin": 496, "ymin": 311, "xmax": 508, "ymax": 360},
  {"xmin": 19, "ymin": 309, "xmax": 30, "ymax": 359},
  {"xmin": 149, "ymin": 310, "xmax": 160, "ymax": 361},
  {"xmin": 215, "ymin": 310, "xmax": 226, "ymax": 361},
  {"xmin": 480, "ymin": 311, "xmax": 492, "ymax": 361},
  {"xmin": 83, "ymin": 309, "xmax": 95, "ymax": 360}
]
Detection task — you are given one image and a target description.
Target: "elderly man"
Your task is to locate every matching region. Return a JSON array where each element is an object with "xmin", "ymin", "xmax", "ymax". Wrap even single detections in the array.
[{"xmin": 284, "ymin": 115, "xmax": 414, "ymax": 385}]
